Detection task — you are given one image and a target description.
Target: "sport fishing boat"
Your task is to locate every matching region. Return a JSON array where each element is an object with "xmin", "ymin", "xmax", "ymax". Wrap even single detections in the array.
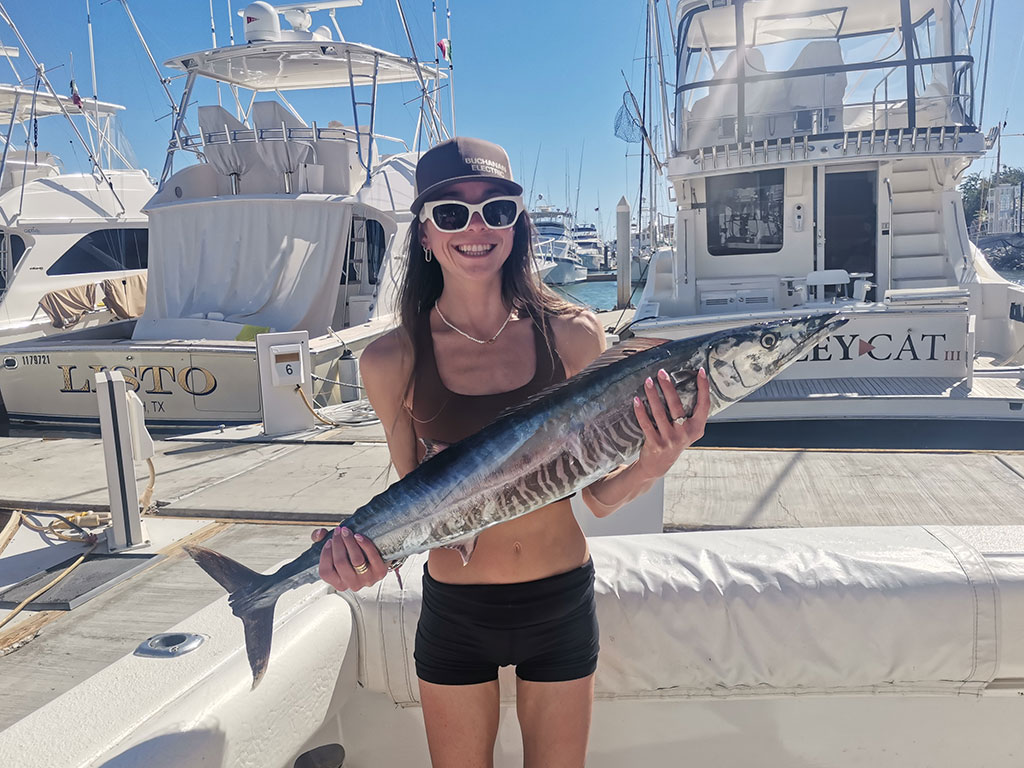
[
  {"xmin": 3, "ymin": 497, "xmax": 1024, "ymax": 767},
  {"xmin": 534, "ymin": 205, "xmax": 587, "ymax": 284},
  {"xmin": 632, "ymin": 0, "xmax": 1024, "ymax": 425},
  {"xmin": 572, "ymin": 222, "xmax": 608, "ymax": 272},
  {"xmin": 0, "ymin": 83, "xmax": 154, "ymax": 347},
  {"xmin": 0, "ymin": 1, "xmax": 446, "ymax": 427}
]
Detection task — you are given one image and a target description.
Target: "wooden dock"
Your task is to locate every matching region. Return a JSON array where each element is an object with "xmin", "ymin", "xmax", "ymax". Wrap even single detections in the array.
[{"xmin": 2, "ymin": 427, "xmax": 1023, "ymax": 530}]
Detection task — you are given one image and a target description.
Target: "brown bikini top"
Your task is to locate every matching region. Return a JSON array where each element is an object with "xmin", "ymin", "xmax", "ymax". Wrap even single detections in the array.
[{"xmin": 409, "ymin": 309, "xmax": 566, "ymax": 461}]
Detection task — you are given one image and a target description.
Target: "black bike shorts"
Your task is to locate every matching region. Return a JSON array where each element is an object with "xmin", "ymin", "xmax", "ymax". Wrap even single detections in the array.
[{"xmin": 414, "ymin": 559, "xmax": 600, "ymax": 686}]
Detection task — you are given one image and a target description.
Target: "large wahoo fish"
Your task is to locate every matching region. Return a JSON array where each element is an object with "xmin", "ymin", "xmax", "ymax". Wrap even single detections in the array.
[{"xmin": 186, "ymin": 313, "xmax": 845, "ymax": 686}]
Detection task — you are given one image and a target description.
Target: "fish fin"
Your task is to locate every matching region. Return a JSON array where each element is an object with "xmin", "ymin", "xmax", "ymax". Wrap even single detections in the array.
[
  {"xmin": 388, "ymin": 558, "xmax": 407, "ymax": 590},
  {"xmin": 418, "ymin": 438, "xmax": 450, "ymax": 463},
  {"xmin": 183, "ymin": 544, "xmax": 264, "ymax": 594},
  {"xmin": 496, "ymin": 337, "xmax": 669, "ymax": 420},
  {"xmin": 444, "ymin": 536, "xmax": 479, "ymax": 565},
  {"xmin": 241, "ymin": 604, "xmax": 276, "ymax": 690},
  {"xmin": 184, "ymin": 544, "xmax": 277, "ymax": 690}
]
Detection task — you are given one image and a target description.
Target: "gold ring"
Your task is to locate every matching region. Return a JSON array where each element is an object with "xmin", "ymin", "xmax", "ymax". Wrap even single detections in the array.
[{"xmin": 353, "ymin": 561, "xmax": 369, "ymax": 575}]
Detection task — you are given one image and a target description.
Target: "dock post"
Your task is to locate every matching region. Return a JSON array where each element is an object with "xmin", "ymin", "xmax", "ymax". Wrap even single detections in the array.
[
  {"xmin": 256, "ymin": 330, "xmax": 315, "ymax": 436},
  {"xmin": 616, "ymin": 195, "xmax": 631, "ymax": 309},
  {"xmin": 95, "ymin": 370, "xmax": 152, "ymax": 552}
]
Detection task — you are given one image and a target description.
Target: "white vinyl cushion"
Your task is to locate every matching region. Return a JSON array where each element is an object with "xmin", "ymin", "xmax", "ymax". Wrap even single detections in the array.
[{"xmin": 348, "ymin": 526, "xmax": 1020, "ymax": 705}]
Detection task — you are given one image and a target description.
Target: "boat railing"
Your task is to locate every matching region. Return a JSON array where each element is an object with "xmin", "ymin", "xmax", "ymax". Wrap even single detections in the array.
[
  {"xmin": 680, "ymin": 122, "xmax": 975, "ymax": 174},
  {"xmin": 172, "ymin": 124, "xmax": 410, "ymax": 157},
  {"xmin": 681, "ymin": 93, "xmax": 970, "ymax": 153}
]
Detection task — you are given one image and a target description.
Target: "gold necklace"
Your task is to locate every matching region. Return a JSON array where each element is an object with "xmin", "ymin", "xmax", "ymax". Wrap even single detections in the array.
[{"xmin": 434, "ymin": 303, "xmax": 515, "ymax": 345}]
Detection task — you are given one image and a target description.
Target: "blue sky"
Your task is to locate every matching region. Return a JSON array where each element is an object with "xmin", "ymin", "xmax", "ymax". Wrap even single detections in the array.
[{"xmin": 2, "ymin": 1, "xmax": 1022, "ymax": 239}]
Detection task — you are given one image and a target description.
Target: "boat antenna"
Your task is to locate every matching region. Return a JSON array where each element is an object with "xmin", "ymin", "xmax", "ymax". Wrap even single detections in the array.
[
  {"xmin": 394, "ymin": 0, "xmax": 447, "ymax": 145},
  {"xmin": 208, "ymin": 0, "xmax": 222, "ymax": 106},
  {"xmin": 573, "ymin": 140, "xmax": 585, "ymax": 222},
  {"xmin": 431, "ymin": 0, "xmax": 441, "ymax": 127},
  {"xmin": 117, "ymin": 0, "xmax": 191, "ymax": 144},
  {"xmin": 528, "ymin": 143, "xmax": 541, "ymax": 209},
  {"xmin": 0, "ymin": 2, "xmax": 125, "ymax": 214},
  {"xmin": 443, "ymin": 0, "xmax": 455, "ymax": 133},
  {"xmin": 976, "ymin": 0, "xmax": 996, "ymax": 128},
  {"xmin": 226, "ymin": 0, "xmax": 236, "ymax": 45},
  {"xmin": 85, "ymin": 0, "xmax": 104, "ymax": 158}
]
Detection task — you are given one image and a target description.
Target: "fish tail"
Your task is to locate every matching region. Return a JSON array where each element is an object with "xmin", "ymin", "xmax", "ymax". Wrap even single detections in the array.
[{"xmin": 183, "ymin": 544, "xmax": 278, "ymax": 689}]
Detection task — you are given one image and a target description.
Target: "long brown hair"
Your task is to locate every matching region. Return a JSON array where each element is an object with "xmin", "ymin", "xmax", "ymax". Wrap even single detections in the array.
[{"xmin": 398, "ymin": 210, "xmax": 578, "ymax": 344}]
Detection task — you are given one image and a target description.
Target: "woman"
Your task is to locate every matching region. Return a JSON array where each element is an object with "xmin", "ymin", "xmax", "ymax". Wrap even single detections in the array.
[{"xmin": 314, "ymin": 137, "xmax": 709, "ymax": 767}]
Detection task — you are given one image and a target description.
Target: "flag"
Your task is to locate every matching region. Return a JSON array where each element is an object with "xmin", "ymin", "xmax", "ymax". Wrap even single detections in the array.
[
  {"xmin": 70, "ymin": 79, "xmax": 82, "ymax": 109},
  {"xmin": 437, "ymin": 38, "xmax": 452, "ymax": 62}
]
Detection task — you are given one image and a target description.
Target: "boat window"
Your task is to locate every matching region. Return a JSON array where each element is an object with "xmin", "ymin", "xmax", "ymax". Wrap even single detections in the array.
[
  {"xmin": 366, "ymin": 218, "xmax": 386, "ymax": 286},
  {"xmin": 706, "ymin": 170, "xmax": 784, "ymax": 256},
  {"xmin": 46, "ymin": 229, "xmax": 149, "ymax": 276},
  {"xmin": 1, "ymin": 233, "xmax": 26, "ymax": 292},
  {"xmin": 342, "ymin": 218, "xmax": 387, "ymax": 286}
]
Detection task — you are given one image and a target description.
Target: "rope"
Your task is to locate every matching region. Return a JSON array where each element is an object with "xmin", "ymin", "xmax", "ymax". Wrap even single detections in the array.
[
  {"xmin": 295, "ymin": 386, "xmax": 381, "ymax": 427},
  {"xmin": 296, "ymin": 385, "xmax": 346, "ymax": 427},
  {"xmin": 0, "ymin": 540, "xmax": 99, "ymax": 631}
]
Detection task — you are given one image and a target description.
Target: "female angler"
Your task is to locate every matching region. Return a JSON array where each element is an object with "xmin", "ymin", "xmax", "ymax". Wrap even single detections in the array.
[{"xmin": 313, "ymin": 137, "xmax": 710, "ymax": 767}]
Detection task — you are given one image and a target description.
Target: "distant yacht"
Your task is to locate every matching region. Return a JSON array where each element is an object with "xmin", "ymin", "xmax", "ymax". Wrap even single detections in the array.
[
  {"xmin": 533, "ymin": 206, "xmax": 586, "ymax": 285},
  {"xmin": 572, "ymin": 223, "xmax": 608, "ymax": 272},
  {"xmin": 0, "ymin": 84, "xmax": 154, "ymax": 346}
]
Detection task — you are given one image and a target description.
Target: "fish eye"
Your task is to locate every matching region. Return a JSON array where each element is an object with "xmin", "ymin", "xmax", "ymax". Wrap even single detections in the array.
[{"xmin": 760, "ymin": 333, "xmax": 778, "ymax": 350}]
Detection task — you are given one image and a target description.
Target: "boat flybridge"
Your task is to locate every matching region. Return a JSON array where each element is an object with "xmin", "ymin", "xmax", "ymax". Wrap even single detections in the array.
[
  {"xmin": 0, "ymin": 0, "xmax": 446, "ymax": 427},
  {"xmin": 0, "ymin": 83, "xmax": 154, "ymax": 346},
  {"xmin": 534, "ymin": 205, "xmax": 587, "ymax": 285},
  {"xmin": 632, "ymin": 0, "xmax": 1024, "ymax": 426}
]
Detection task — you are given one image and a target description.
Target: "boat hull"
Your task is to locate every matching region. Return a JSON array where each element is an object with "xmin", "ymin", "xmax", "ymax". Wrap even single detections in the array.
[{"xmin": 0, "ymin": 322, "xmax": 387, "ymax": 426}]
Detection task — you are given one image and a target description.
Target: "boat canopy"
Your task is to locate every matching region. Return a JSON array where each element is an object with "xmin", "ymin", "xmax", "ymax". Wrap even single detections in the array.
[
  {"xmin": 164, "ymin": 40, "xmax": 444, "ymax": 92},
  {"xmin": 676, "ymin": 0, "xmax": 958, "ymax": 48},
  {"xmin": 673, "ymin": 0, "xmax": 975, "ymax": 153},
  {"xmin": 0, "ymin": 84, "xmax": 124, "ymax": 122},
  {"xmin": 134, "ymin": 195, "xmax": 395, "ymax": 341}
]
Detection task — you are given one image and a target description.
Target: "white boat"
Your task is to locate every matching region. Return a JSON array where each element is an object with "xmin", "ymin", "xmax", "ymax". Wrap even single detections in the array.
[
  {"xmin": 631, "ymin": 0, "xmax": 1024, "ymax": 426},
  {"xmin": 0, "ymin": 2, "xmax": 445, "ymax": 427},
  {"xmin": 534, "ymin": 205, "xmax": 587, "ymax": 284},
  {"xmin": 572, "ymin": 222, "xmax": 607, "ymax": 271},
  {"xmin": 4, "ymin": 492, "xmax": 1024, "ymax": 766},
  {"xmin": 0, "ymin": 84, "xmax": 155, "ymax": 347}
]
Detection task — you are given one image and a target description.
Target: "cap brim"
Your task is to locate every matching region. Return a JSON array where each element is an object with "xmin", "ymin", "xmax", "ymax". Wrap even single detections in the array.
[{"xmin": 411, "ymin": 176, "xmax": 524, "ymax": 215}]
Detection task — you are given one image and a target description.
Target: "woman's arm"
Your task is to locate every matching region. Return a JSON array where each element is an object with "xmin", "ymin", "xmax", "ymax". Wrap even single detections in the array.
[
  {"xmin": 314, "ymin": 329, "xmax": 417, "ymax": 591},
  {"xmin": 583, "ymin": 369, "xmax": 709, "ymax": 518},
  {"xmin": 551, "ymin": 309, "xmax": 710, "ymax": 520}
]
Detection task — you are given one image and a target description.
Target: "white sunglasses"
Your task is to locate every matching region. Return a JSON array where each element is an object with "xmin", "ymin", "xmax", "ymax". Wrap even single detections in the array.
[{"xmin": 419, "ymin": 196, "xmax": 524, "ymax": 232}]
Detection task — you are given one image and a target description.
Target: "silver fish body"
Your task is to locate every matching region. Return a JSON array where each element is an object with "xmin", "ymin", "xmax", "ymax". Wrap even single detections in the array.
[{"xmin": 186, "ymin": 312, "xmax": 846, "ymax": 686}]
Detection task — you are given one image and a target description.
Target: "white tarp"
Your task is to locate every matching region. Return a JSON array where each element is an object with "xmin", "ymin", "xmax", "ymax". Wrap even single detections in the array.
[
  {"xmin": 349, "ymin": 526, "xmax": 1018, "ymax": 706},
  {"xmin": 134, "ymin": 195, "xmax": 360, "ymax": 340}
]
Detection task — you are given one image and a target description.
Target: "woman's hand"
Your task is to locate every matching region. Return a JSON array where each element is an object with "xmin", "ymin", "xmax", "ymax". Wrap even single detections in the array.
[
  {"xmin": 311, "ymin": 526, "xmax": 388, "ymax": 592},
  {"xmin": 632, "ymin": 367, "xmax": 710, "ymax": 481}
]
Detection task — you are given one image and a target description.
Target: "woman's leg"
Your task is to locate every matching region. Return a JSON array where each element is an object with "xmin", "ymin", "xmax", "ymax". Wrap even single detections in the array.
[
  {"xmin": 420, "ymin": 678, "xmax": 501, "ymax": 768},
  {"xmin": 516, "ymin": 674, "xmax": 596, "ymax": 768}
]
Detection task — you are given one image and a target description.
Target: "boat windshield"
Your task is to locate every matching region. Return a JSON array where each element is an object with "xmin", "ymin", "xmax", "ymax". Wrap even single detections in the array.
[{"xmin": 675, "ymin": 0, "xmax": 974, "ymax": 152}]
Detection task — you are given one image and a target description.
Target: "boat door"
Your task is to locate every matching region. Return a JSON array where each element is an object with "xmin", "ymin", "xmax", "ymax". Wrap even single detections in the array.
[{"xmin": 822, "ymin": 169, "xmax": 878, "ymax": 300}]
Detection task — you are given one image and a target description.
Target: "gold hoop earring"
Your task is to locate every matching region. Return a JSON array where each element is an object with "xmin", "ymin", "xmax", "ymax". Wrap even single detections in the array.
[{"xmin": 424, "ymin": 248, "xmax": 433, "ymax": 263}]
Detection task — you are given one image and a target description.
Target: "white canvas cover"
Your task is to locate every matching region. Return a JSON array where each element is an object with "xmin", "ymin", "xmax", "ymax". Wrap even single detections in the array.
[
  {"xmin": 133, "ymin": 195, "xmax": 361, "ymax": 340},
  {"xmin": 355, "ymin": 151, "xmax": 417, "ymax": 214},
  {"xmin": 349, "ymin": 526, "xmax": 1021, "ymax": 705}
]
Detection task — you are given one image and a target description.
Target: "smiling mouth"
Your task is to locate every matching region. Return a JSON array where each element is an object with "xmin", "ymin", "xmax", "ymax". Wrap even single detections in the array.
[{"xmin": 454, "ymin": 243, "xmax": 498, "ymax": 256}]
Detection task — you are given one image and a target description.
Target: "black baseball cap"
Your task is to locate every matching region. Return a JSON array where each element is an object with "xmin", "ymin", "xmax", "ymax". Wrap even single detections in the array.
[{"xmin": 411, "ymin": 136, "xmax": 523, "ymax": 214}]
